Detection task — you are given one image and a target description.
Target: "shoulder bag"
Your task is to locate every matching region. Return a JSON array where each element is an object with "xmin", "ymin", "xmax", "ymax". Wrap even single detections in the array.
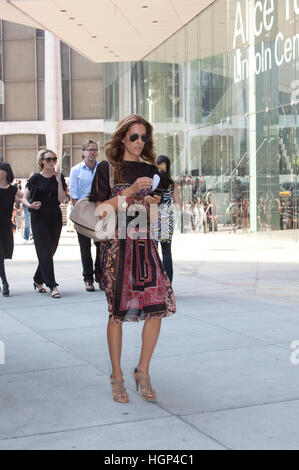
[{"xmin": 70, "ymin": 161, "xmax": 116, "ymax": 240}]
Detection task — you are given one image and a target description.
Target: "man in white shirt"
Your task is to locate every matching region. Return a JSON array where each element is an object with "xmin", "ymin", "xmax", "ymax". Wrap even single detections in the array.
[{"xmin": 69, "ymin": 139, "xmax": 100, "ymax": 292}]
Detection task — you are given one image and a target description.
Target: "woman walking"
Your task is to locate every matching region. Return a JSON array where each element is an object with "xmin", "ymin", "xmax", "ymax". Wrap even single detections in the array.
[
  {"xmin": 89, "ymin": 115, "xmax": 176, "ymax": 403},
  {"xmin": 23, "ymin": 150, "xmax": 67, "ymax": 298},
  {"xmin": 154, "ymin": 155, "xmax": 182, "ymax": 283},
  {"xmin": 0, "ymin": 162, "xmax": 23, "ymax": 296}
]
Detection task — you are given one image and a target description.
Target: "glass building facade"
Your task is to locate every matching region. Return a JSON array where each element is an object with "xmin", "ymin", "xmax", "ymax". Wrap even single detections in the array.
[
  {"xmin": 0, "ymin": 22, "xmax": 45, "ymax": 122},
  {"xmin": 0, "ymin": 21, "xmax": 46, "ymax": 176},
  {"xmin": 60, "ymin": 42, "xmax": 104, "ymax": 121},
  {"xmin": 0, "ymin": 21, "xmax": 104, "ymax": 178},
  {"xmin": 104, "ymin": 0, "xmax": 299, "ymax": 239}
]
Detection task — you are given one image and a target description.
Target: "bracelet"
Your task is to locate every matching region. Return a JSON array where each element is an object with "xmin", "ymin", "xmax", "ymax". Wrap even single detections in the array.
[{"xmin": 118, "ymin": 189, "xmax": 133, "ymax": 207}]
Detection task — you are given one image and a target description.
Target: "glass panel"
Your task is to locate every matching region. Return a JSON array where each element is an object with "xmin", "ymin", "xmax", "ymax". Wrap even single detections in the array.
[
  {"xmin": 36, "ymin": 29, "xmax": 45, "ymax": 38},
  {"xmin": 38, "ymin": 134, "xmax": 46, "ymax": 147},
  {"xmin": 6, "ymin": 148, "xmax": 36, "ymax": 179},
  {"xmin": 37, "ymin": 38, "xmax": 45, "ymax": 80},
  {"xmin": 61, "ymin": 149, "xmax": 70, "ymax": 176},
  {"xmin": 3, "ymin": 22, "xmax": 35, "ymax": 40},
  {"xmin": 186, "ymin": 17, "xmax": 200, "ymax": 125},
  {"xmin": 104, "ymin": 62, "xmax": 120, "ymax": 121},
  {"xmin": 213, "ymin": 0, "xmax": 228, "ymax": 123},
  {"xmin": 275, "ymin": 0, "xmax": 295, "ymax": 108},
  {"xmin": 63, "ymin": 134, "xmax": 71, "ymax": 145},
  {"xmin": 71, "ymin": 79, "xmax": 104, "ymax": 119},
  {"xmin": 62, "ymin": 79, "xmax": 70, "ymax": 120},
  {"xmin": 71, "ymin": 50, "xmax": 103, "ymax": 79},
  {"xmin": 256, "ymin": 111, "xmax": 270, "ymax": 232},
  {"xmin": 3, "ymin": 40, "xmax": 35, "ymax": 81},
  {"xmin": 5, "ymin": 134, "xmax": 36, "ymax": 147},
  {"xmin": 71, "ymin": 132, "xmax": 101, "ymax": 146},
  {"xmin": 5, "ymin": 82, "xmax": 36, "ymax": 120},
  {"xmin": 60, "ymin": 42, "xmax": 70, "ymax": 79},
  {"xmin": 38, "ymin": 80, "xmax": 45, "ymax": 120},
  {"xmin": 0, "ymin": 40, "xmax": 3, "ymax": 80},
  {"xmin": 199, "ymin": 7, "xmax": 213, "ymax": 126}
]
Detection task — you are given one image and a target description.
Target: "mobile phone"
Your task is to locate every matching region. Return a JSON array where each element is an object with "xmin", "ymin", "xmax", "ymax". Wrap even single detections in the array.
[{"xmin": 150, "ymin": 188, "xmax": 163, "ymax": 197}]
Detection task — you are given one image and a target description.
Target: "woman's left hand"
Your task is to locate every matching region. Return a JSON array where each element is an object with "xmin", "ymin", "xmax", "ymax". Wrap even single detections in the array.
[{"xmin": 144, "ymin": 194, "xmax": 161, "ymax": 205}]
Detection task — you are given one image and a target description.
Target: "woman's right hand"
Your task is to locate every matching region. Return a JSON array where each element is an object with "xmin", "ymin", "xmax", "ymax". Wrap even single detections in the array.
[
  {"xmin": 129, "ymin": 177, "xmax": 152, "ymax": 196},
  {"xmin": 30, "ymin": 201, "xmax": 42, "ymax": 210}
]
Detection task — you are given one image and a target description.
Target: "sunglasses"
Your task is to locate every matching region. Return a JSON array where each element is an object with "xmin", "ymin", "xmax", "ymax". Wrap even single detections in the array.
[
  {"xmin": 129, "ymin": 133, "xmax": 149, "ymax": 143},
  {"xmin": 44, "ymin": 157, "xmax": 57, "ymax": 163}
]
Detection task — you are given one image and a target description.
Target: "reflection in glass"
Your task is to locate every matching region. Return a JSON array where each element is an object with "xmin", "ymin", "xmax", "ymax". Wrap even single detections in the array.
[{"xmin": 103, "ymin": 0, "xmax": 299, "ymax": 240}]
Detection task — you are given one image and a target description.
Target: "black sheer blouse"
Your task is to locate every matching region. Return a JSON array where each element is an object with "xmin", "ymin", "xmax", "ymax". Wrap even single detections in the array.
[
  {"xmin": 89, "ymin": 160, "xmax": 159, "ymax": 203},
  {"xmin": 27, "ymin": 173, "xmax": 67, "ymax": 217}
]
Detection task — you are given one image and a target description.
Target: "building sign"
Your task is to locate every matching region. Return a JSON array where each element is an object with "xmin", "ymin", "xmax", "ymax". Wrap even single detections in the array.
[{"xmin": 233, "ymin": 0, "xmax": 299, "ymax": 83}]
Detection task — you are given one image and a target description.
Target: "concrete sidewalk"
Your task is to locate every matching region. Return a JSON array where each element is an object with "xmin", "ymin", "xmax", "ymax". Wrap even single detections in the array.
[{"xmin": 1, "ymin": 229, "xmax": 299, "ymax": 450}]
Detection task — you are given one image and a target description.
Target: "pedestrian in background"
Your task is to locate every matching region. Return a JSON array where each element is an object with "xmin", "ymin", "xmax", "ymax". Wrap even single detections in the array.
[
  {"xmin": 69, "ymin": 139, "xmax": 101, "ymax": 292},
  {"xmin": 154, "ymin": 155, "xmax": 182, "ymax": 283},
  {"xmin": 23, "ymin": 150, "xmax": 67, "ymax": 298},
  {"xmin": 0, "ymin": 162, "xmax": 23, "ymax": 296}
]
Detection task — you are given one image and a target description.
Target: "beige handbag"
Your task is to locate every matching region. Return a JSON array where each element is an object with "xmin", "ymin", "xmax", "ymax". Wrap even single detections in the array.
[{"xmin": 70, "ymin": 161, "xmax": 115, "ymax": 240}]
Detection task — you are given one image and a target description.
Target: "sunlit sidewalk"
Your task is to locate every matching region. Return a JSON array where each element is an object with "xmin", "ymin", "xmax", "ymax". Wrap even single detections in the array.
[{"xmin": 1, "ymin": 229, "xmax": 299, "ymax": 450}]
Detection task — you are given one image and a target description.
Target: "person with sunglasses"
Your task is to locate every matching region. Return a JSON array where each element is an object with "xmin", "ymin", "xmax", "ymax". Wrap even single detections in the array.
[
  {"xmin": 23, "ymin": 149, "xmax": 67, "ymax": 298},
  {"xmin": 69, "ymin": 139, "xmax": 101, "ymax": 292},
  {"xmin": 89, "ymin": 115, "xmax": 176, "ymax": 403}
]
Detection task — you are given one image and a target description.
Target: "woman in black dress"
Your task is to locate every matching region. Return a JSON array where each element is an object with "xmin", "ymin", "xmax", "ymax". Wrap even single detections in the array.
[
  {"xmin": 0, "ymin": 162, "xmax": 23, "ymax": 296},
  {"xmin": 89, "ymin": 115, "xmax": 176, "ymax": 403},
  {"xmin": 23, "ymin": 150, "xmax": 67, "ymax": 298}
]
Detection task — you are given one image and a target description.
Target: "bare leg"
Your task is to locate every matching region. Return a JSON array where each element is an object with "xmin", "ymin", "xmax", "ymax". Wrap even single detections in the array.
[
  {"xmin": 137, "ymin": 317, "xmax": 162, "ymax": 375},
  {"xmin": 107, "ymin": 319, "xmax": 129, "ymax": 403},
  {"xmin": 107, "ymin": 319, "xmax": 123, "ymax": 380}
]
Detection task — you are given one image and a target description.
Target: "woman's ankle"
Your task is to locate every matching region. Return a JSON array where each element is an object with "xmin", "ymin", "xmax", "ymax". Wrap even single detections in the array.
[
  {"xmin": 136, "ymin": 365, "xmax": 149, "ymax": 376},
  {"xmin": 111, "ymin": 370, "xmax": 123, "ymax": 381}
]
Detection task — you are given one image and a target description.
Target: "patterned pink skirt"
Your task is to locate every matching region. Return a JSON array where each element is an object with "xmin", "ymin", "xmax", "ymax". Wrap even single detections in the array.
[{"xmin": 98, "ymin": 185, "xmax": 176, "ymax": 322}]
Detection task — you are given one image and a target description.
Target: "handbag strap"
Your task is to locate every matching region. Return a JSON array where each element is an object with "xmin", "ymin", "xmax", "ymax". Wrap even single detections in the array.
[{"xmin": 108, "ymin": 161, "xmax": 114, "ymax": 189}]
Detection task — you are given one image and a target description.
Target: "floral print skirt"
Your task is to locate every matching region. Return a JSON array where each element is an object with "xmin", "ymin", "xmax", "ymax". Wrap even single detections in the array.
[{"xmin": 99, "ymin": 232, "xmax": 176, "ymax": 323}]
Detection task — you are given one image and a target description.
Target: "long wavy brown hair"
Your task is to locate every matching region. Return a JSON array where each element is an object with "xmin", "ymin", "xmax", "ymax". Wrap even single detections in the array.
[{"xmin": 104, "ymin": 114, "xmax": 156, "ymax": 182}]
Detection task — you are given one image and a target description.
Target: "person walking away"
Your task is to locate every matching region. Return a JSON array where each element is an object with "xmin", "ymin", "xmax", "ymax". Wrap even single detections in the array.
[
  {"xmin": 0, "ymin": 162, "xmax": 23, "ymax": 296},
  {"xmin": 69, "ymin": 139, "xmax": 101, "ymax": 292},
  {"xmin": 22, "ymin": 150, "xmax": 67, "ymax": 298}
]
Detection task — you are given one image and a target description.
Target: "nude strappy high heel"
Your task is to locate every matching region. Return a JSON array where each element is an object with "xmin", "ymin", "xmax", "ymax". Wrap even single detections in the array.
[
  {"xmin": 133, "ymin": 368, "xmax": 156, "ymax": 401},
  {"xmin": 110, "ymin": 375, "xmax": 129, "ymax": 403}
]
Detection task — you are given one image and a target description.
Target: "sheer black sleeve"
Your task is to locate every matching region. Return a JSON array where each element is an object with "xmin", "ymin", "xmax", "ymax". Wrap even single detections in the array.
[
  {"xmin": 89, "ymin": 160, "xmax": 111, "ymax": 202},
  {"xmin": 26, "ymin": 173, "xmax": 38, "ymax": 191}
]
